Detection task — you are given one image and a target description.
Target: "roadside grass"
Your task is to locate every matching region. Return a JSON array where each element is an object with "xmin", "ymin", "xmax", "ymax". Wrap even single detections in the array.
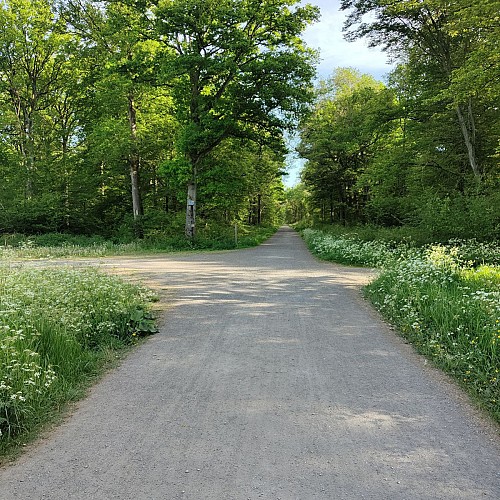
[
  {"xmin": 0, "ymin": 266, "xmax": 158, "ymax": 459},
  {"xmin": 0, "ymin": 224, "xmax": 275, "ymax": 458},
  {"xmin": 0, "ymin": 224, "xmax": 278, "ymax": 260},
  {"xmin": 301, "ymin": 227, "xmax": 500, "ymax": 267},
  {"xmin": 301, "ymin": 227, "xmax": 500, "ymax": 423}
]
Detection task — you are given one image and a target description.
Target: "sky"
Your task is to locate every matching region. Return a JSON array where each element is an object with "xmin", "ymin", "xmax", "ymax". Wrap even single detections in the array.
[{"xmin": 283, "ymin": 0, "xmax": 395, "ymax": 187}]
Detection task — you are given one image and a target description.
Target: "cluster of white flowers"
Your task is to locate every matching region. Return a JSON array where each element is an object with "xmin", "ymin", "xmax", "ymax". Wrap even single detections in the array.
[
  {"xmin": 303, "ymin": 228, "xmax": 499, "ymax": 409},
  {"xmin": 0, "ymin": 240, "xmax": 149, "ymax": 260},
  {"xmin": 0, "ymin": 326, "xmax": 57, "ymax": 437},
  {"xmin": 1, "ymin": 267, "xmax": 156, "ymax": 347},
  {"xmin": 1, "ymin": 265, "xmax": 156, "ymax": 437},
  {"xmin": 302, "ymin": 228, "xmax": 411, "ymax": 267},
  {"xmin": 302, "ymin": 229, "xmax": 499, "ymax": 269},
  {"xmin": 448, "ymin": 238, "xmax": 500, "ymax": 266}
]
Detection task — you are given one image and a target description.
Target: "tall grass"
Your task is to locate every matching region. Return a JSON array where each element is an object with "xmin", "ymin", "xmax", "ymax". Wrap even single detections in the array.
[
  {"xmin": 0, "ymin": 266, "xmax": 157, "ymax": 454},
  {"xmin": 302, "ymin": 227, "xmax": 500, "ymax": 422},
  {"xmin": 366, "ymin": 251, "xmax": 500, "ymax": 420},
  {"xmin": 0, "ymin": 224, "xmax": 278, "ymax": 260}
]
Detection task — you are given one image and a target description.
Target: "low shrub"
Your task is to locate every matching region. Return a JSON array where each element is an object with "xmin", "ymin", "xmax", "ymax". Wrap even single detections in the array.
[
  {"xmin": 366, "ymin": 254, "xmax": 500, "ymax": 421},
  {"xmin": 0, "ymin": 224, "xmax": 278, "ymax": 260}
]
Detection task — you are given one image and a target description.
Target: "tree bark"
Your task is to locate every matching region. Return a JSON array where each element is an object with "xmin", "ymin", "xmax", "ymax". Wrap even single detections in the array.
[
  {"xmin": 257, "ymin": 194, "xmax": 262, "ymax": 225},
  {"xmin": 128, "ymin": 93, "xmax": 143, "ymax": 224},
  {"xmin": 185, "ymin": 181, "xmax": 196, "ymax": 239},
  {"xmin": 24, "ymin": 112, "xmax": 35, "ymax": 199},
  {"xmin": 455, "ymin": 102, "xmax": 481, "ymax": 180}
]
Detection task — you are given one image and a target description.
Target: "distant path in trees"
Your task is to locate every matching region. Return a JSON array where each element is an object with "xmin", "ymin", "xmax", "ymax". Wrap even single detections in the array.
[{"xmin": 1, "ymin": 227, "xmax": 499, "ymax": 499}]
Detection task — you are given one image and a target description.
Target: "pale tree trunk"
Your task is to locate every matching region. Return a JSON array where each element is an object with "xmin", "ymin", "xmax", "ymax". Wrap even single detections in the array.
[
  {"xmin": 185, "ymin": 177, "xmax": 196, "ymax": 239},
  {"xmin": 127, "ymin": 93, "xmax": 143, "ymax": 234},
  {"xmin": 455, "ymin": 100, "xmax": 481, "ymax": 180},
  {"xmin": 257, "ymin": 193, "xmax": 262, "ymax": 225},
  {"xmin": 62, "ymin": 134, "xmax": 70, "ymax": 228},
  {"xmin": 186, "ymin": 67, "xmax": 200, "ymax": 240},
  {"xmin": 23, "ymin": 112, "xmax": 36, "ymax": 199}
]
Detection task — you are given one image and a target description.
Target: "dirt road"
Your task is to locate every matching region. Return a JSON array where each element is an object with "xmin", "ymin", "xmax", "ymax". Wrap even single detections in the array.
[{"xmin": 1, "ymin": 227, "xmax": 499, "ymax": 499}]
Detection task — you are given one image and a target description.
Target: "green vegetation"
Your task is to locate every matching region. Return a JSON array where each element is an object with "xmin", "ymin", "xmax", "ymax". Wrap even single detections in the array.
[
  {"xmin": 293, "ymin": 0, "xmax": 499, "ymax": 232},
  {"xmin": 0, "ymin": 0, "xmax": 317, "ymax": 240},
  {"xmin": 0, "ymin": 0, "xmax": 498, "ymax": 449},
  {"xmin": 302, "ymin": 227, "xmax": 500, "ymax": 422},
  {"xmin": 0, "ymin": 266, "xmax": 157, "ymax": 455},
  {"xmin": 0, "ymin": 224, "xmax": 278, "ymax": 260}
]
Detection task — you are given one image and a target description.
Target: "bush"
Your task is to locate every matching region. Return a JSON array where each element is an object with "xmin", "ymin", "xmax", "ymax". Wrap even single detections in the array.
[
  {"xmin": 366, "ymin": 252, "xmax": 500, "ymax": 421},
  {"xmin": 409, "ymin": 192, "xmax": 500, "ymax": 241},
  {"xmin": 0, "ymin": 223, "xmax": 278, "ymax": 260}
]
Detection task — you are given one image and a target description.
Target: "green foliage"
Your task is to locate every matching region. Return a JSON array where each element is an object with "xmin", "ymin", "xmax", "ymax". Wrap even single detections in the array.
[
  {"xmin": 341, "ymin": 0, "xmax": 498, "ymax": 180},
  {"xmin": 298, "ymin": 1, "xmax": 498, "ymax": 231},
  {"xmin": 366, "ymin": 254, "xmax": 500, "ymax": 422},
  {"xmin": 302, "ymin": 228, "xmax": 415, "ymax": 267},
  {"xmin": 0, "ymin": 0, "xmax": 296, "ymax": 238},
  {"xmin": 152, "ymin": 0, "xmax": 318, "ymax": 235},
  {"xmin": 302, "ymin": 226, "xmax": 500, "ymax": 421},
  {"xmin": 302, "ymin": 225, "xmax": 500, "ymax": 265},
  {"xmin": 0, "ymin": 266, "xmax": 157, "ymax": 449},
  {"xmin": 298, "ymin": 68, "xmax": 399, "ymax": 224},
  {"xmin": 408, "ymin": 192, "xmax": 500, "ymax": 241},
  {"xmin": 284, "ymin": 183, "xmax": 311, "ymax": 224},
  {"xmin": 0, "ymin": 223, "xmax": 278, "ymax": 259}
]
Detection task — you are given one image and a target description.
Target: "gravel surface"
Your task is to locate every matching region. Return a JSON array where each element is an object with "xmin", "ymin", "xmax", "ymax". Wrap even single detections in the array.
[{"xmin": 0, "ymin": 226, "xmax": 499, "ymax": 500}]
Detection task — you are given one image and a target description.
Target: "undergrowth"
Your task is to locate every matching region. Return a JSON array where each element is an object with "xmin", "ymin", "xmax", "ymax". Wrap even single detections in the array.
[
  {"xmin": 0, "ymin": 266, "xmax": 158, "ymax": 456},
  {"xmin": 302, "ymin": 226, "xmax": 500, "ymax": 423},
  {"xmin": 0, "ymin": 225, "xmax": 278, "ymax": 260}
]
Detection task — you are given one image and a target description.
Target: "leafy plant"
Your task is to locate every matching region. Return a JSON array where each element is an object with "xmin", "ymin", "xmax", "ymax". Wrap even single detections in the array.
[
  {"xmin": 301, "ymin": 226, "xmax": 500, "ymax": 422},
  {"xmin": 0, "ymin": 265, "xmax": 157, "ymax": 451}
]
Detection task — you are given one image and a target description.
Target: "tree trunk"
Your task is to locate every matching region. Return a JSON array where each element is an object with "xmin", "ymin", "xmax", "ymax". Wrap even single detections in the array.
[
  {"xmin": 128, "ymin": 93, "xmax": 143, "ymax": 223},
  {"xmin": 455, "ymin": 102, "xmax": 481, "ymax": 180},
  {"xmin": 257, "ymin": 194, "xmax": 262, "ymax": 225},
  {"xmin": 24, "ymin": 112, "xmax": 35, "ymax": 199},
  {"xmin": 62, "ymin": 134, "xmax": 70, "ymax": 228},
  {"xmin": 185, "ymin": 181, "xmax": 196, "ymax": 239}
]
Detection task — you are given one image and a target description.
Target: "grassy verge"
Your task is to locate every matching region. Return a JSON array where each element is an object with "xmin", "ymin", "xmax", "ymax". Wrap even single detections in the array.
[
  {"xmin": 0, "ymin": 224, "xmax": 278, "ymax": 260},
  {"xmin": 0, "ymin": 266, "xmax": 158, "ymax": 459},
  {"xmin": 301, "ymin": 226, "xmax": 500, "ymax": 423}
]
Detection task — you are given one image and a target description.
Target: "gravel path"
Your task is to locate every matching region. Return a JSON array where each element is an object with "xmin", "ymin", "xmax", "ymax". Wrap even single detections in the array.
[{"xmin": 0, "ymin": 226, "xmax": 499, "ymax": 499}]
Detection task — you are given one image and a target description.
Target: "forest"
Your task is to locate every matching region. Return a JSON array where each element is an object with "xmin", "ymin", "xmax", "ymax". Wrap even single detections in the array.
[
  {"xmin": 0, "ymin": 0, "xmax": 318, "ymax": 240},
  {"xmin": 0, "ymin": 0, "xmax": 499, "ymax": 243},
  {"xmin": 1, "ymin": 0, "xmax": 500, "ymax": 449},
  {"xmin": 292, "ymin": 0, "xmax": 499, "ymax": 241}
]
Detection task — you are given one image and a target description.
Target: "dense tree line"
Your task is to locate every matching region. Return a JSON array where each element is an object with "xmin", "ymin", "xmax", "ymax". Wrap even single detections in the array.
[
  {"xmin": 297, "ymin": 0, "xmax": 499, "ymax": 240},
  {"xmin": 0, "ymin": 0, "xmax": 318, "ymax": 238}
]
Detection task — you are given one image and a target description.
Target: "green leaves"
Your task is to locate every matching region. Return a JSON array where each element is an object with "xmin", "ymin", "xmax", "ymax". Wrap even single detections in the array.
[
  {"xmin": 128, "ymin": 308, "xmax": 159, "ymax": 336},
  {"xmin": 298, "ymin": 68, "xmax": 398, "ymax": 223},
  {"xmin": 341, "ymin": 0, "xmax": 499, "ymax": 181},
  {"xmin": 0, "ymin": 0, "xmax": 316, "ymax": 236},
  {"xmin": 153, "ymin": 0, "xmax": 318, "ymax": 162}
]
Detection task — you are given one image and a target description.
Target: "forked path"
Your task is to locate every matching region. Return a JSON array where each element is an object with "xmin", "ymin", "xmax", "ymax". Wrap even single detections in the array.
[{"xmin": 1, "ymin": 227, "xmax": 499, "ymax": 499}]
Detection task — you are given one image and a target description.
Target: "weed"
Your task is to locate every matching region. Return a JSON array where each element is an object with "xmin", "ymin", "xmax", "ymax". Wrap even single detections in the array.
[
  {"xmin": 0, "ymin": 225, "xmax": 278, "ymax": 260},
  {"xmin": 0, "ymin": 266, "xmax": 157, "ymax": 453},
  {"xmin": 302, "ymin": 227, "xmax": 500, "ymax": 423}
]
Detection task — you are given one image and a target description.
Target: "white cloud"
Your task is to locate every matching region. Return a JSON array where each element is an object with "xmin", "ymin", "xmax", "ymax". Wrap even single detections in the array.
[{"xmin": 301, "ymin": 0, "xmax": 394, "ymax": 81}]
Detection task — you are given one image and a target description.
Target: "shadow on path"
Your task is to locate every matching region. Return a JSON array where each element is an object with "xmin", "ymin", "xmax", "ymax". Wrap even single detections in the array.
[{"xmin": 0, "ymin": 227, "xmax": 499, "ymax": 499}]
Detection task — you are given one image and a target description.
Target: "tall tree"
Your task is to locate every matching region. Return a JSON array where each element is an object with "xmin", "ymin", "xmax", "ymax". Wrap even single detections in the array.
[
  {"xmin": 65, "ymin": 0, "xmax": 170, "ymax": 231},
  {"xmin": 0, "ymin": 0, "xmax": 71, "ymax": 199},
  {"xmin": 151, "ymin": 0, "xmax": 319, "ymax": 237},
  {"xmin": 298, "ymin": 68, "xmax": 396, "ymax": 223},
  {"xmin": 341, "ymin": 0, "xmax": 498, "ymax": 182}
]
